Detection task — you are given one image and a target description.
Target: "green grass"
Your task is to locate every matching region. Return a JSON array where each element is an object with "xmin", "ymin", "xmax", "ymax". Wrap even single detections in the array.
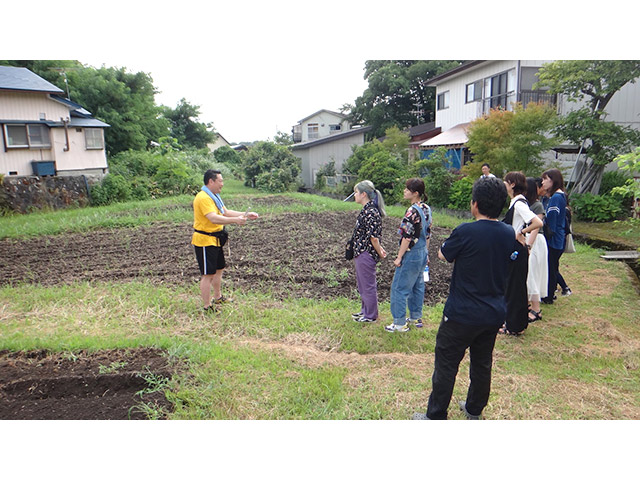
[
  {"xmin": 573, "ymin": 218, "xmax": 640, "ymax": 249},
  {"xmin": 1, "ymin": 188, "xmax": 639, "ymax": 419}
]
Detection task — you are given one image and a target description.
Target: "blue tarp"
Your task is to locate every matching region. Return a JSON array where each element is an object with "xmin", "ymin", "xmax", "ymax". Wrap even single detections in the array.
[{"xmin": 421, "ymin": 148, "xmax": 463, "ymax": 170}]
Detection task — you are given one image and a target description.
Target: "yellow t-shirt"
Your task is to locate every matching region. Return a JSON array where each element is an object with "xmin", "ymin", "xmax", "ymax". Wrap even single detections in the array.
[{"xmin": 191, "ymin": 191, "xmax": 224, "ymax": 247}]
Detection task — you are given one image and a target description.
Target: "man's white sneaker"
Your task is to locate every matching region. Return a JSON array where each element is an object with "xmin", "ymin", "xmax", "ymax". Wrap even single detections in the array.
[{"xmin": 385, "ymin": 323, "xmax": 409, "ymax": 332}]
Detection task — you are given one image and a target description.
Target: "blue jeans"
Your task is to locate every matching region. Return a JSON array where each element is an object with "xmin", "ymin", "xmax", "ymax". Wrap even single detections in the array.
[{"xmin": 390, "ymin": 248, "xmax": 427, "ymax": 325}]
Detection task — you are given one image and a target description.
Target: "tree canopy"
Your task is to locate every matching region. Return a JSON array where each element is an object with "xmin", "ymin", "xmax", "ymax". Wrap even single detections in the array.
[
  {"xmin": 535, "ymin": 60, "xmax": 640, "ymax": 194},
  {"xmin": 160, "ymin": 99, "xmax": 216, "ymax": 150},
  {"xmin": 345, "ymin": 60, "xmax": 463, "ymax": 138},
  {"xmin": 465, "ymin": 102, "xmax": 558, "ymax": 177}
]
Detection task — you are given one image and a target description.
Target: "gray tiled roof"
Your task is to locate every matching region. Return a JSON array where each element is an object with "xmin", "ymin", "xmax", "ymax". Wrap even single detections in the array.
[{"xmin": 0, "ymin": 66, "xmax": 64, "ymax": 93}]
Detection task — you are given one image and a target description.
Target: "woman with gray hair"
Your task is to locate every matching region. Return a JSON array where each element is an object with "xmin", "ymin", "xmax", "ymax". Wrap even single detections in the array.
[{"xmin": 350, "ymin": 180, "xmax": 387, "ymax": 322}]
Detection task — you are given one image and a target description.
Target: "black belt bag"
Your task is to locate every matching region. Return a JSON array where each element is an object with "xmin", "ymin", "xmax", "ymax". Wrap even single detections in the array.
[{"xmin": 194, "ymin": 228, "xmax": 228, "ymax": 246}]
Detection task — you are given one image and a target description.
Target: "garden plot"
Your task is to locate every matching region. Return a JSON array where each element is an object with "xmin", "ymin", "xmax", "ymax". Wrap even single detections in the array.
[{"xmin": 0, "ymin": 196, "xmax": 455, "ymax": 419}]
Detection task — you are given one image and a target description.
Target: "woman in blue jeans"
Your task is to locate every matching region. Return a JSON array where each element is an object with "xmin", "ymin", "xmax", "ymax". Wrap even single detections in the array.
[{"xmin": 386, "ymin": 178, "xmax": 431, "ymax": 332}]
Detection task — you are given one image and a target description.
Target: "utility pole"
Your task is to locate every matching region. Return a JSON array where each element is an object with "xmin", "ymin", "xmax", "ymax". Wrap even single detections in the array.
[{"xmin": 48, "ymin": 67, "xmax": 80, "ymax": 100}]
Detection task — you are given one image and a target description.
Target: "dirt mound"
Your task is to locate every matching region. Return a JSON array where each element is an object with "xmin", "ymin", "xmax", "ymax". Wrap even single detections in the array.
[
  {"xmin": 0, "ymin": 209, "xmax": 453, "ymax": 304},
  {"xmin": 0, "ymin": 348, "xmax": 176, "ymax": 420}
]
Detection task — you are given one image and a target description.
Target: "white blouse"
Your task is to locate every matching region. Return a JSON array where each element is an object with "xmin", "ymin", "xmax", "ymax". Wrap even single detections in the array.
[{"xmin": 508, "ymin": 194, "xmax": 536, "ymax": 233}]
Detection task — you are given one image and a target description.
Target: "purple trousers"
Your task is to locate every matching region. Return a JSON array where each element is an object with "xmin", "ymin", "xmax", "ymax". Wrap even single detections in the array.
[{"xmin": 355, "ymin": 251, "xmax": 379, "ymax": 320}]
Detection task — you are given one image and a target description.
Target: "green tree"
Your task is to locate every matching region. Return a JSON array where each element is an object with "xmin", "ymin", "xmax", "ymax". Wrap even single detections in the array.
[
  {"xmin": 161, "ymin": 99, "xmax": 216, "ymax": 150},
  {"xmin": 243, "ymin": 141, "xmax": 301, "ymax": 192},
  {"xmin": 345, "ymin": 60, "xmax": 463, "ymax": 138},
  {"xmin": 535, "ymin": 60, "xmax": 640, "ymax": 195},
  {"xmin": 273, "ymin": 130, "xmax": 294, "ymax": 146},
  {"xmin": 357, "ymin": 151, "xmax": 407, "ymax": 204},
  {"xmin": 70, "ymin": 66, "xmax": 170, "ymax": 156},
  {"xmin": 465, "ymin": 102, "xmax": 558, "ymax": 177}
]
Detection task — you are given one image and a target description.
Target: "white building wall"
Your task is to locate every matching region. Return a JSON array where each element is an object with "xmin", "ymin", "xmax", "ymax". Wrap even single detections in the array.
[
  {"xmin": 300, "ymin": 111, "xmax": 350, "ymax": 142},
  {"xmin": 434, "ymin": 61, "xmax": 552, "ymax": 131},
  {"xmin": 1, "ymin": 91, "xmax": 107, "ymax": 176},
  {"xmin": 54, "ymin": 128, "xmax": 108, "ymax": 174},
  {"xmin": 295, "ymin": 132, "xmax": 366, "ymax": 187},
  {"xmin": 0, "ymin": 91, "xmax": 69, "ymax": 121}
]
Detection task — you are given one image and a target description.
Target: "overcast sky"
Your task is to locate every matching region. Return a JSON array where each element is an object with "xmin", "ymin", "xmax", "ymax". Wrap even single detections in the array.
[{"xmin": 3, "ymin": 1, "xmax": 633, "ymax": 145}]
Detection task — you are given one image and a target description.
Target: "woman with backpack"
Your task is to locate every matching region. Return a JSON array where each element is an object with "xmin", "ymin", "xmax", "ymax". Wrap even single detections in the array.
[
  {"xmin": 541, "ymin": 168, "xmax": 572, "ymax": 304},
  {"xmin": 386, "ymin": 178, "xmax": 432, "ymax": 332},
  {"xmin": 349, "ymin": 180, "xmax": 387, "ymax": 323}
]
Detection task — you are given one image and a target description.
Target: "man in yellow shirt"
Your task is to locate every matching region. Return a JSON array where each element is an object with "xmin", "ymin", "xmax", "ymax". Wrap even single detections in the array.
[{"xmin": 192, "ymin": 169, "xmax": 258, "ymax": 311}]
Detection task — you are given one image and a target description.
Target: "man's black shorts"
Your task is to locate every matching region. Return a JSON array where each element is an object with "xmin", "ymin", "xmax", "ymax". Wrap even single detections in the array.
[{"xmin": 194, "ymin": 245, "xmax": 226, "ymax": 275}]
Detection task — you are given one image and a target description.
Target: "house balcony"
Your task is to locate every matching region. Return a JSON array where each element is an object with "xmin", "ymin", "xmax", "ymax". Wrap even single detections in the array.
[{"xmin": 520, "ymin": 90, "xmax": 557, "ymax": 107}]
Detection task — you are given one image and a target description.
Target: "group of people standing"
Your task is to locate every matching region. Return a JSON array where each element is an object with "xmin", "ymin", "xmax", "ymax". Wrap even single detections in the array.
[
  {"xmin": 191, "ymin": 167, "xmax": 573, "ymax": 420},
  {"xmin": 500, "ymin": 168, "xmax": 573, "ymax": 336},
  {"xmin": 348, "ymin": 167, "xmax": 572, "ymax": 338},
  {"xmin": 349, "ymin": 178, "xmax": 431, "ymax": 333}
]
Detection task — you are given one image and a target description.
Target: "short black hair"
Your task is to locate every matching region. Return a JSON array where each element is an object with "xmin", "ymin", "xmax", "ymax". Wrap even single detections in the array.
[
  {"xmin": 204, "ymin": 169, "xmax": 222, "ymax": 185},
  {"xmin": 405, "ymin": 177, "xmax": 427, "ymax": 201},
  {"xmin": 482, "ymin": 163, "xmax": 490, "ymax": 169},
  {"xmin": 504, "ymin": 171, "xmax": 527, "ymax": 195},
  {"xmin": 472, "ymin": 177, "xmax": 507, "ymax": 219}
]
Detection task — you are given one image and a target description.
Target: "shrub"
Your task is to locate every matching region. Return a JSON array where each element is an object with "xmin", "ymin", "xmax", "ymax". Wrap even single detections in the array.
[
  {"xmin": 448, "ymin": 176, "xmax": 474, "ymax": 210},
  {"xmin": 90, "ymin": 174, "xmax": 132, "ymax": 206},
  {"xmin": 411, "ymin": 148, "xmax": 455, "ymax": 208},
  {"xmin": 243, "ymin": 141, "xmax": 302, "ymax": 193},
  {"xmin": 570, "ymin": 192, "xmax": 627, "ymax": 222},
  {"xmin": 357, "ymin": 151, "xmax": 407, "ymax": 204},
  {"xmin": 600, "ymin": 170, "xmax": 632, "ymax": 195}
]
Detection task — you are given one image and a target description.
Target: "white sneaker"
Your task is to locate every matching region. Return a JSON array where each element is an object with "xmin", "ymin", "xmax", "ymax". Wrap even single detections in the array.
[{"xmin": 385, "ymin": 323, "xmax": 409, "ymax": 332}]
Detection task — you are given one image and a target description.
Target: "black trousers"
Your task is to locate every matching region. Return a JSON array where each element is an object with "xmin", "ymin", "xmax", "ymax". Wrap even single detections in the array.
[
  {"xmin": 545, "ymin": 247, "xmax": 566, "ymax": 300},
  {"xmin": 426, "ymin": 317, "xmax": 500, "ymax": 420},
  {"xmin": 505, "ymin": 241, "xmax": 529, "ymax": 334}
]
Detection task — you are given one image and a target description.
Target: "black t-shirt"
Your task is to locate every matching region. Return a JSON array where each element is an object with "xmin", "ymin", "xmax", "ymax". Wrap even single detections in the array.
[{"xmin": 440, "ymin": 219, "xmax": 517, "ymax": 327}]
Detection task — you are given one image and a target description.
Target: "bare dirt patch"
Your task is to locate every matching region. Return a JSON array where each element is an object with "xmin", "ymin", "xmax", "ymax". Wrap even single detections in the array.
[{"xmin": 0, "ymin": 348, "xmax": 176, "ymax": 420}]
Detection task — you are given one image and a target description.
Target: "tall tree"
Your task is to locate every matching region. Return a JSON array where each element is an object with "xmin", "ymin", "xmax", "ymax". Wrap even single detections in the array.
[
  {"xmin": 160, "ymin": 99, "xmax": 215, "ymax": 150},
  {"xmin": 345, "ymin": 60, "xmax": 463, "ymax": 138},
  {"xmin": 535, "ymin": 60, "xmax": 640, "ymax": 195}
]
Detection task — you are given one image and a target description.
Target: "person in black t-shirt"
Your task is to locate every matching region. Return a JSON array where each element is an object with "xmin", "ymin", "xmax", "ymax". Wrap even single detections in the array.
[{"xmin": 413, "ymin": 177, "xmax": 517, "ymax": 420}]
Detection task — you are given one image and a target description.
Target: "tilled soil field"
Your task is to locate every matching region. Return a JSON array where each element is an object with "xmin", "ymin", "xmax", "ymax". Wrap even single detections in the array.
[
  {"xmin": 0, "ymin": 201, "xmax": 453, "ymax": 304},
  {"xmin": 0, "ymin": 196, "xmax": 455, "ymax": 419},
  {"xmin": 0, "ymin": 348, "xmax": 177, "ymax": 420}
]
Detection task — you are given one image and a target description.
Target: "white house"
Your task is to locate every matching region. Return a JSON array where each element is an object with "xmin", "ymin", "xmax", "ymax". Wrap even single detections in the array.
[
  {"xmin": 0, "ymin": 66, "xmax": 109, "ymax": 177},
  {"xmin": 292, "ymin": 109, "xmax": 351, "ymax": 144},
  {"xmin": 207, "ymin": 132, "xmax": 231, "ymax": 153},
  {"xmin": 291, "ymin": 125, "xmax": 371, "ymax": 189},
  {"xmin": 422, "ymin": 60, "xmax": 640, "ymax": 171}
]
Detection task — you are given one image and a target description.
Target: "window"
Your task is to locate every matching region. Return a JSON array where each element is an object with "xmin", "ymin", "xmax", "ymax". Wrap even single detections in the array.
[
  {"xmin": 465, "ymin": 80, "xmax": 482, "ymax": 103},
  {"xmin": 4, "ymin": 124, "xmax": 51, "ymax": 148},
  {"xmin": 483, "ymin": 69, "xmax": 516, "ymax": 111},
  {"xmin": 437, "ymin": 91, "xmax": 450, "ymax": 110},
  {"xmin": 85, "ymin": 128, "xmax": 104, "ymax": 149},
  {"xmin": 329, "ymin": 124, "xmax": 341, "ymax": 133},
  {"xmin": 307, "ymin": 123, "xmax": 319, "ymax": 140}
]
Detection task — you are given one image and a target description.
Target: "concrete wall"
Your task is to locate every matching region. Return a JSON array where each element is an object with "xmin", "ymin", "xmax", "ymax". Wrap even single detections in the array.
[{"xmin": 0, "ymin": 174, "xmax": 102, "ymax": 213}]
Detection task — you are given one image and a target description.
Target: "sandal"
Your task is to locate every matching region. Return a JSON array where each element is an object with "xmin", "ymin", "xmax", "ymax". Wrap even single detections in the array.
[
  {"xmin": 498, "ymin": 324, "xmax": 523, "ymax": 336},
  {"xmin": 528, "ymin": 310, "xmax": 542, "ymax": 323}
]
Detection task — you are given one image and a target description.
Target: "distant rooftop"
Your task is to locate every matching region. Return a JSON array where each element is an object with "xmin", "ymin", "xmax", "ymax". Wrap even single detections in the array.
[{"xmin": 0, "ymin": 66, "xmax": 64, "ymax": 94}]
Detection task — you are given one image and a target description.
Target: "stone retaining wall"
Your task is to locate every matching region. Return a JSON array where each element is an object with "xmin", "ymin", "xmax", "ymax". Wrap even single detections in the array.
[{"xmin": 0, "ymin": 175, "xmax": 102, "ymax": 214}]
